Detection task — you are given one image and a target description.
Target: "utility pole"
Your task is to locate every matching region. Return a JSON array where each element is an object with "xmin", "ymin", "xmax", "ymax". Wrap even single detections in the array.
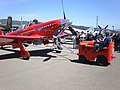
[
  {"xmin": 112, "ymin": 26, "xmax": 114, "ymax": 32},
  {"xmin": 21, "ymin": 16, "xmax": 23, "ymax": 28}
]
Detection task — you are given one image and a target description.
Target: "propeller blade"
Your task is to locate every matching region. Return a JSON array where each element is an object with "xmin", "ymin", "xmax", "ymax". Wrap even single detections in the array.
[
  {"xmin": 63, "ymin": 11, "xmax": 66, "ymax": 19},
  {"xmin": 61, "ymin": 0, "xmax": 66, "ymax": 19},
  {"xmin": 104, "ymin": 25, "xmax": 108, "ymax": 29},
  {"xmin": 68, "ymin": 26, "xmax": 77, "ymax": 36},
  {"xmin": 98, "ymin": 25, "xmax": 102, "ymax": 34},
  {"xmin": 61, "ymin": 0, "xmax": 77, "ymax": 37},
  {"xmin": 98, "ymin": 25, "xmax": 102, "ymax": 30}
]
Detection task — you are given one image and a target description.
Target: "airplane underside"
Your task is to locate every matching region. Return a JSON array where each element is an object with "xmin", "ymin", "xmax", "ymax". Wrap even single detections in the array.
[{"xmin": 0, "ymin": 38, "xmax": 63, "ymax": 60}]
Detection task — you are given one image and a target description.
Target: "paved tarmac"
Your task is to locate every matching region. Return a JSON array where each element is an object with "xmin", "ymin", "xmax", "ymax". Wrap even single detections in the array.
[{"xmin": 0, "ymin": 41, "xmax": 120, "ymax": 90}]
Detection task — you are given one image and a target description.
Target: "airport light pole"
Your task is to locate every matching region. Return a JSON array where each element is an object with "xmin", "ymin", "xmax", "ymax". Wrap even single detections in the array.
[
  {"xmin": 21, "ymin": 16, "xmax": 23, "ymax": 28},
  {"xmin": 96, "ymin": 16, "xmax": 98, "ymax": 28},
  {"xmin": 112, "ymin": 26, "xmax": 114, "ymax": 32}
]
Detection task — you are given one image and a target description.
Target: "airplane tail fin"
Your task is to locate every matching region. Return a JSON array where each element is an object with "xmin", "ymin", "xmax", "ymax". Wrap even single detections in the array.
[{"xmin": 0, "ymin": 29, "xmax": 3, "ymax": 35}]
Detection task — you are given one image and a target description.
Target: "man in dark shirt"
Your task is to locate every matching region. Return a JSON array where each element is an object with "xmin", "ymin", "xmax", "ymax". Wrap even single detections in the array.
[
  {"xmin": 86, "ymin": 32, "xmax": 94, "ymax": 41},
  {"xmin": 94, "ymin": 31, "xmax": 112, "ymax": 52}
]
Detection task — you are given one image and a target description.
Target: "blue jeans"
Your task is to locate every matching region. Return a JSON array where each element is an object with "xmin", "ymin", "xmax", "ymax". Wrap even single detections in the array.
[
  {"xmin": 94, "ymin": 44, "xmax": 99, "ymax": 51},
  {"xmin": 94, "ymin": 41, "xmax": 104, "ymax": 52}
]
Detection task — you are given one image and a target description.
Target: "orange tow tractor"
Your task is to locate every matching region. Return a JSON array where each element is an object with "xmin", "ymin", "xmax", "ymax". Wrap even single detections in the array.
[{"xmin": 78, "ymin": 41, "xmax": 114, "ymax": 66}]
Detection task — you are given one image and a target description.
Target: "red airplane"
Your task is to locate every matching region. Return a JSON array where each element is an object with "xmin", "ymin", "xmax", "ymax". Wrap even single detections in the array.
[{"xmin": 0, "ymin": 19, "xmax": 72, "ymax": 60}]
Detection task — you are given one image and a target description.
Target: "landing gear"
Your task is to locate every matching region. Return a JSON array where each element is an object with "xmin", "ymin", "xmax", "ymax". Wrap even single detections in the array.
[
  {"xmin": 0, "ymin": 46, "xmax": 4, "ymax": 49},
  {"xmin": 20, "ymin": 51, "xmax": 30, "ymax": 60},
  {"xmin": 23, "ymin": 56, "xmax": 30, "ymax": 60},
  {"xmin": 18, "ymin": 40, "xmax": 30, "ymax": 60}
]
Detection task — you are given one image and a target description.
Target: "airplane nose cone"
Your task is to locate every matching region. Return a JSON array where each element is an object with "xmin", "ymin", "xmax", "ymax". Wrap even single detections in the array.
[{"xmin": 60, "ymin": 19, "xmax": 72, "ymax": 26}]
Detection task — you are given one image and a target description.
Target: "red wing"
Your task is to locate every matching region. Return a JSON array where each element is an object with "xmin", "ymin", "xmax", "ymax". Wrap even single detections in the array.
[{"xmin": 0, "ymin": 35, "xmax": 47, "ymax": 43}]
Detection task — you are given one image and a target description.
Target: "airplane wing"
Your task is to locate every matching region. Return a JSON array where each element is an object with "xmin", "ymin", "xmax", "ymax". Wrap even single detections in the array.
[{"xmin": 0, "ymin": 35, "xmax": 47, "ymax": 43}]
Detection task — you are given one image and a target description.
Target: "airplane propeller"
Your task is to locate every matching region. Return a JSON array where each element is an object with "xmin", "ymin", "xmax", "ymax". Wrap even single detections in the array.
[
  {"xmin": 98, "ymin": 25, "xmax": 108, "ymax": 30},
  {"xmin": 61, "ymin": 0, "xmax": 77, "ymax": 36},
  {"xmin": 98, "ymin": 25, "xmax": 108, "ymax": 35},
  {"xmin": 104, "ymin": 25, "xmax": 108, "ymax": 29},
  {"xmin": 98, "ymin": 25, "xmax": 102, "ymax": 30},
  {"xmin": 53, "ymin": 0, "xmax": 77, "ymax": 50},
  {"xmin": 68, "ymin": 26, "xmax": 77, "ymax": 36},
  {"xmin": 61, "ymin": 0, "xmax": 66, "ymax": 19}
]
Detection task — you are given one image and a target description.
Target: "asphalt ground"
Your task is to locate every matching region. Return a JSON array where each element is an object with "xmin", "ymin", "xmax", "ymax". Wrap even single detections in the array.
[{"xmin": 0, "ymin": 41, "xmax": 120, "ymax": 90}]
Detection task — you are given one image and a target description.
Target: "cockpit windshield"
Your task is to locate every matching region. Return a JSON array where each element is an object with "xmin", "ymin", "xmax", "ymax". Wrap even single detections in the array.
[{"xmin": 17, "ymin": 21, "xmax": 36, "ymax": 31}]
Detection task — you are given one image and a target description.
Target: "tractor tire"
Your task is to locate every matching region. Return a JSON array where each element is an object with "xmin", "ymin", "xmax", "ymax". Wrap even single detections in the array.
[
  {"xmin": 79, "ymin": 55, "xmax": 86, "ymax": 63},
  {"xmin": 96, "ymin": 55, "xmax": 108, "ymax": 66}
]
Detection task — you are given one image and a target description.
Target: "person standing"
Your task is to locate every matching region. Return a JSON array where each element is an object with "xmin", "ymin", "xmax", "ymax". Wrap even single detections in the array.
[{"xmin": 72, "ymin": 35, "xmax": 77, "ymax": 49}]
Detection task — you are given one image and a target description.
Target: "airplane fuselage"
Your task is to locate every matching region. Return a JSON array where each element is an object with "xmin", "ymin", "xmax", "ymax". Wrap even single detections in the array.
[{"xmin": 7, "ymin": 19, "xmax": 62, "ymax": 40}]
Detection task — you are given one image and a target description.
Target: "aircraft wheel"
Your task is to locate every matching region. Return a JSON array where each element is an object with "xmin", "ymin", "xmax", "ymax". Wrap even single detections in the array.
[
  {"xmin": 0, "ymin": 46, "xmax": 4, "ymax": 49},
  {"xmin": 23, "ymin": 56, "xmax": 30, "ymax": 60},
  {"xmin": 96, "ymin": 55, "xmax": 108, "ymax": 66},
  {"xmin": 79, "ymin": 55, "xmax": 86, "ymax": 63}
]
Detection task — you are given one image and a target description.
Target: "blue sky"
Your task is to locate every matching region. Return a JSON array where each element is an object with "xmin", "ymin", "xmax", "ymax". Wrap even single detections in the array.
[{"xmin": 0, "ymin": 0, "xmax": 120, "ymax": 29}]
